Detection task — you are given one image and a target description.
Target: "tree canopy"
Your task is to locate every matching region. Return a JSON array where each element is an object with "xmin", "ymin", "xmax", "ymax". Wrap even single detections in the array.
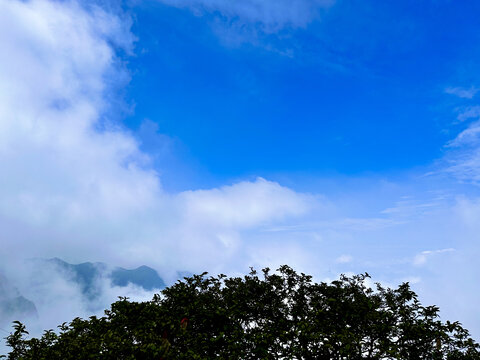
[{"xmin": 2, "ymin": 265, "xmax": 479, "ymax": 359}]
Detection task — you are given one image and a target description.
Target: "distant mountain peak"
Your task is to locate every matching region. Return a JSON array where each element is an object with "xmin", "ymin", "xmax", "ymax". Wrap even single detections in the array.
[
  {"xmin": 110, "ymin": 266, "xmax": 166, "ymax": 291},
  {"xmin": 44, "ymin": 258, "xmax": 166, "ymax": 294},
  {"xmin": 0, "ymin": 274, "xmax": 37, "ymax": 326}
]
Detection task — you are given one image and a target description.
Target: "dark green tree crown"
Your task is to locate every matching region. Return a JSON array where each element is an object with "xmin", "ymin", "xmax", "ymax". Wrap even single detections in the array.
[{"xmin": 2, "ymin": 266, "xmax": 479, "ymax": 359}]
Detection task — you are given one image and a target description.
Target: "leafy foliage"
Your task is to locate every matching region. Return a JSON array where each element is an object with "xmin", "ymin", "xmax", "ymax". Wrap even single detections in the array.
[{"xmin": 2, "ymin": 266, "xmax": 479, "ymax": 359}]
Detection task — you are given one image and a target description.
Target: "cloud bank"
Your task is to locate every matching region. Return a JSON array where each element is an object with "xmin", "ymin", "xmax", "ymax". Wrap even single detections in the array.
[{"xmin": 0, "ymin": 0, "xmax": 314, "ymax": 276}]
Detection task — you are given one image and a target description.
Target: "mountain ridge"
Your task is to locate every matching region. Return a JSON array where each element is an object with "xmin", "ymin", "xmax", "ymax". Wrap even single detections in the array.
[
  {"xmin": 0, "ymin": 259, "xmax": 187, "ymax": 328},
  {"xmin": 0, "ymin": 274, "xmax": 38, "ymax": 327},
  {"xmin": 46, "ymin": 258, "xmax": 167, "ymax": 296}
]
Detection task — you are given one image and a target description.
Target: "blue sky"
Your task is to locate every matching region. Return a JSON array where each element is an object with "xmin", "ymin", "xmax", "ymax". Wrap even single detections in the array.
[
  {"xmin": 126, "ymin": 0, "xmax": 480, "ymax": 189},
  {"xmin": 2, "ymin": 0, "xmax": 480, "ymax": 341}
]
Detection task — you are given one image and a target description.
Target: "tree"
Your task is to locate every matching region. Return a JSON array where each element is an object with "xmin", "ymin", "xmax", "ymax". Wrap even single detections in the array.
[{"xmin": 2, "ymin": 266, "xmax": 479, "ymax": 359}]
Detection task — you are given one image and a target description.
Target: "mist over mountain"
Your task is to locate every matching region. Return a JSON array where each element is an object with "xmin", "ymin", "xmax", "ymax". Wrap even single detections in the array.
[
  {"xmin": 110, "ymin": 265, "xmax": 167, "ymax": 291},
  {"xmin": 0, "ymin": 258, "xmax": 189, "ymax": 341},
  {"xmin": 0, "ymin": 274, "xmax": 37, "ymax": 328},
  {"xmin": 45, "ymin": 258, "xmax": 167, "ymax": 298}
]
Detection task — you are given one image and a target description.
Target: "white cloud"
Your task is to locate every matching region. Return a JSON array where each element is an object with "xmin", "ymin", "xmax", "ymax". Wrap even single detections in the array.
[
  {"xmin": 448, "ymin": 120, "xmax": 480, "ymax": 147},
  {"xmin": 156, "ymin": 0, "xmax": 334, "ymax": 47},
  {"xmin": 336, "ymin": 254, "xmax": 352, "ymax": 263},
  {"xmin": 444, "ymin": 119, "xmax": 480, "ymax": 184},
  {"xmin": 445, "ymin": 86, "xmax": 479, "ymax": 99},
  {"xmin": 413, "ymin": 248, "xmax": 455, "ymax": 266},
  {"xmin": 179, "ymin": 178, "xmax": 311, "ymax": 229},
  {"xmin": 0, "ymin": 0, "xmax": 153, "ymax": 225},
  {"xmin": 158, "ymin": 0, "xmax": 333, "ymax": 32},
  {"xmin": 456, "ymin": 105, "xmax": 480, "ymax": 122},
  {"xmin": 0, "ymin": 0, "xmax": 314, "ymax": 282},
  {"xmin": 443, "ymin": 104, "xmax": 480, "ymax": 183}
]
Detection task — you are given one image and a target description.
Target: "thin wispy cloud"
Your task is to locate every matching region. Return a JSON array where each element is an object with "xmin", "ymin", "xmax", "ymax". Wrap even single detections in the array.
[
  {"xmin": 156, "ymin": 0, "xmax": 334, "ymax": 46},
  {"xmin": 456, "ymin": 106, "xmax": 480, "ymax": 122},
  {"xmin": 413, "ymin": 248, "xmax": 455, "ymax": 266},
  {"xmin": 336, "ymin": 254, "xmax": 352, "ymax": 263},
  {"xmin": 445, "ymin": 86, "xmax": 479, "ymax": 99},
  {"xmin": 444, "ymin": 105, "xmax": 480, "ymax": 184},
  {"xmin": 157, "ymin": 0, "xmax": 334, "ymax": 32}
]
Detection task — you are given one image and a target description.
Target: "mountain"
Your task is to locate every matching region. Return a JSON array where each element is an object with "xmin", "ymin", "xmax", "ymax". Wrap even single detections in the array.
[
  {"xmin": 46, "ymin": 258, "xmax": 166, "ymax": 296},
  {"xmin": 47, "ymin": 258, "xmax": 108, "ymax": 298},
  {"xmin": 0, "ymin": 273, "xmax": 37, "ymax": 326},
  {"xmin": 0, "ymin": 259, "xmax": 184, "ymax": 328},
  {"xmin": 110, "ymin": 265, "xmax": 166, "ymax": 290}
]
